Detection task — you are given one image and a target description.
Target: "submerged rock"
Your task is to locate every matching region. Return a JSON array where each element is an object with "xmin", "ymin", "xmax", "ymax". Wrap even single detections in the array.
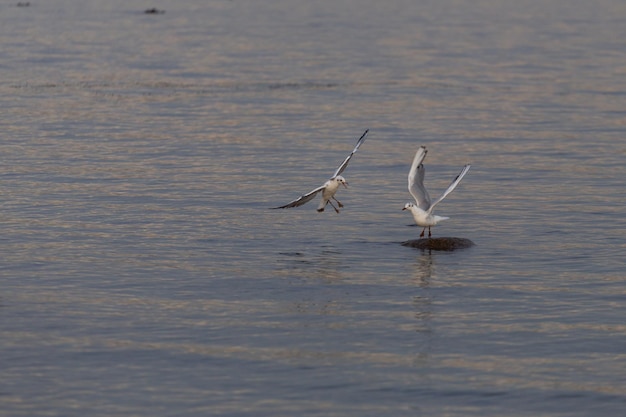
[
  {"xmin": 144, "ymin": 8, "xmax": 165, "ymax": 14},
  {"xmin": 401, "ymin": 237, "xmax": 474, "ymax": 251}
]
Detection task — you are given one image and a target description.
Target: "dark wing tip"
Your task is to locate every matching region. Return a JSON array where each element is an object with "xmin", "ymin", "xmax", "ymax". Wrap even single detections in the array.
[{"xmin": 355, "ymin": 129, "xmax": 369, "ymax": 147}]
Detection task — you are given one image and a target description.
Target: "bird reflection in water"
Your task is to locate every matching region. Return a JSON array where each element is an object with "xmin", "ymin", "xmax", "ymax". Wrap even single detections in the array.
[
  {"xmin": 277, "ymin": 246, "xmax": 343, "ymax": 283},
  {"xmin": 411, "ymin": 252, "xmax": 434, "ymax": 366}
]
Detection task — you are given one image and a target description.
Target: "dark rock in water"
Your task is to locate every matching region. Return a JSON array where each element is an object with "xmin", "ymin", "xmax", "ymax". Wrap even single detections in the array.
[
  {"xmin": 401, "ymin": 237, "xmax": 474, "ymax": 251},
  {"xmin": 144, "ymin": 8, "xmax": 165, "ymax": 14}
]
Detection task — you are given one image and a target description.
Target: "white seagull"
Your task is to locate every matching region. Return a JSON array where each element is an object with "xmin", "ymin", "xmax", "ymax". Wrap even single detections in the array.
[
  {"xmin": 273, "ymin": 129, "xmax": 369, "ymax": 213},
  {"xmin": 402, "ymin": 146, "xmax": 471, "ymax": 237}
]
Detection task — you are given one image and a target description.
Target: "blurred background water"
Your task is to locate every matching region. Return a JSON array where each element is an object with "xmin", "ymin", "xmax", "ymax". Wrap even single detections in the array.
[{"xmin": 1, "ymin": 0, "xmax": 626, "ymax": 416}]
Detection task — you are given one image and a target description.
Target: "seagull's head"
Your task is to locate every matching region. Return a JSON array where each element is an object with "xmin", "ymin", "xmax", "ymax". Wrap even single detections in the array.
[
  {"xmin": 402, "ymin": 202, "xmax": 414, "ymax": 211},
  {"xmin": 334, "ymin": 175, "xmax": 348, "ymax": 188}
]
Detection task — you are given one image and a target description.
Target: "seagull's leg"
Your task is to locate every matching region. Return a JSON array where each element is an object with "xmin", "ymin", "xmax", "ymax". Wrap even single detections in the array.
[
  {"xmin": 428, "ymin": 227, "xmax": 432, "ymax": 238},
  {"xmin": 327, "ymin": 200, "xmax": 340, "ymax": 214},
  {"xmin": 332, "ymin": 197, "xmax": 344, "ymax": 208},
  {"xmin": 420, "ymin": 228, "xmax": 425, "ymax": 238}
]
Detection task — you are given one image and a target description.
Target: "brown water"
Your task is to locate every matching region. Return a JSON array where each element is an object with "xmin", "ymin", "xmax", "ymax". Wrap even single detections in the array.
[{"xmin": 2, "ymin": 0, "xmax": 626, "ymax": 415}]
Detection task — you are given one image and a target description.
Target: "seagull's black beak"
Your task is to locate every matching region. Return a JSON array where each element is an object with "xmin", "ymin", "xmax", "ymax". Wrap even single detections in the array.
[
  {"xmin": 402, "ymin": 207, "xmax": 407, "ymax": 211},
  {"xmin": 342, "ymin": 182, "xmax": 348, "ymax": 189}
]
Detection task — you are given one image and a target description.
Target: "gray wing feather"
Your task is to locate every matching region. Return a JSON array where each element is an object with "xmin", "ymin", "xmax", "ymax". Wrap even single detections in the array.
[
  {"xmin": 332, "ymin": 129, "xmax": 369, "ymax": 178},
  {"xmin": 427, "ymin": 164, "xmax": 471, "ymax": 214},
  {"xmin": 273, "ymin": 185, "xmax": 325, "ymax": 209},
  {"xmin": 408, "ymin": 146, "xmax": 431, "ymax": 210}
]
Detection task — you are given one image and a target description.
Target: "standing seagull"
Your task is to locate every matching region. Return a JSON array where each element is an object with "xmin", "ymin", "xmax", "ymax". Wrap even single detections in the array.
[
  {"xmin": 402, "ymin": 146, "xmax": 471, "ymax": 237},
  {"xmin": 273, "ymin": 129, "xmax": 369, "ymax": 213}
]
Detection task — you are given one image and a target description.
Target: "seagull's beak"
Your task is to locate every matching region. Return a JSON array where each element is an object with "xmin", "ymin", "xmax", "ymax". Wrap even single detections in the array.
[
  {"xmin": 402, "ymin": 207, "xmax": 407, "ymax": 211},
  {"xmin": 342, "ymin": 182, "xmax": 348, "ymax": 189}
]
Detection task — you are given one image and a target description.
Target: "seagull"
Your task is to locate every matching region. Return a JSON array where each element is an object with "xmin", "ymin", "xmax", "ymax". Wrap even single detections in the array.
[
  {"xmin": 273, "ymin": 129, "xmax": 369, "ymax": 213},
  {"xmin": 402, "ymin": 146, "xmax": 471, "ymax": 237}
]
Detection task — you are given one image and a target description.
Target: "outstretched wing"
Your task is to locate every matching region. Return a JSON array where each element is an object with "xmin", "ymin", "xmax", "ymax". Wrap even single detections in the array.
[
  {"xmin": 331, "ymin": 129, "xmax": 369, "ymax": 178},
  {"xmin": 427, "ymin": 164, "xmax": 471, "ymax": 214},
  {"xmin": 408, "ymin": 146, "xmax": 431, "ymax": 211},
  {"xmin": 272, "ymin": 185, "xmax": 325, "ymax": 209}
]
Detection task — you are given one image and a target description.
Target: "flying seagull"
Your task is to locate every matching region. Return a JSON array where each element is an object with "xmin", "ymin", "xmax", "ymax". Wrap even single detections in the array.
[
  {"xmin": 273, "ymin": 129, "xmax": 369, "ymax": 213},
  {"xmin": 402, "ymin": 146, "xmax": 471, "ymax": 237}
]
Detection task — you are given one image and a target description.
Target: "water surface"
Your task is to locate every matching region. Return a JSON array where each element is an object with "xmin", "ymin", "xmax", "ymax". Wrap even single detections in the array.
[{"xmin": 1, "ymin": 0, "xmax": 626, "ymax": 416}]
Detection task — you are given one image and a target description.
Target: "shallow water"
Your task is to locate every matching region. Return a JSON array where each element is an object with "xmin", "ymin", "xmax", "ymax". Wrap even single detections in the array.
[{"xmin": 2, "ymin": 0, "xmax": 626, "ymax": 416}]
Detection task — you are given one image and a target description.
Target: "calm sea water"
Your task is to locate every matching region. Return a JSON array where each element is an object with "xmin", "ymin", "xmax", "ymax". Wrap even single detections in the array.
[{"xmin": 2, "ymin": 0, "xmax": 626, "ymax": 416}]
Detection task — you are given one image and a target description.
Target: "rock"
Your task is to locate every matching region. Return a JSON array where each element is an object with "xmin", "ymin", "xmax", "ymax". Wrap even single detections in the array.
[{"xmin": 401, "ymin": 237, "xmax": 474, "ymax": 251}]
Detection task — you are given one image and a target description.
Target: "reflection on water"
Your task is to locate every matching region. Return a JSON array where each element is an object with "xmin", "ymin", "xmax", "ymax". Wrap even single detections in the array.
[
  {"xmin": 412, "ymin": 252, "xmax": 434, "ymax": 289},
  {"xmin": 277, "ymin": 246, "xmax": 344, "ymax": 283}
]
